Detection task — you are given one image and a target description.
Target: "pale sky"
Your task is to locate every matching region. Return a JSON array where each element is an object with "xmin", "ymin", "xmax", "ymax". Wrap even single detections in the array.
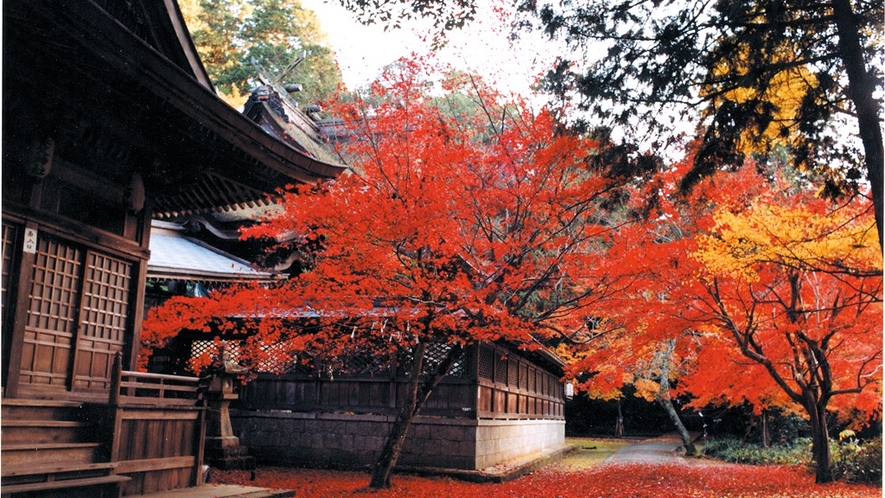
[{"xmin": 302, "ymin": 0, "xmax": 560, "ymax": 98}]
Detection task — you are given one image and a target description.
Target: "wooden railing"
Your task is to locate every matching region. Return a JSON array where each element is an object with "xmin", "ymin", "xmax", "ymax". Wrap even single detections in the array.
[
  {"xmin": 112, "ymin": 368, "xmax": 203, "ymax": 406},
  {"xmin": 109, "ymin": 353, "xmax": 207, "ymax": 495}
]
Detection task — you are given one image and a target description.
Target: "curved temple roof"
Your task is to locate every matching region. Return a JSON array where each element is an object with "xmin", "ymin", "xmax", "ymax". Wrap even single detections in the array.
[{"xmin": 4, "ymin": 0, "xmax": 347, "ymax": 220}]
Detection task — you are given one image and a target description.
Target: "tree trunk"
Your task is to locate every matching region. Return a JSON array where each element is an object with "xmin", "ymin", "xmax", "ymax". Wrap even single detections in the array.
[
  {"xmin": 807, "ymin": 401, "xmax": 834, "ymax": 483},
  {"xmin": 833, "ymin": 0, "xmax": 884, "ymax": 249},
  {"xmin": 656, "ymin": 339, "xmax": 697, "ymax": 457},
  {"xmin": 369, "ymin": 342, "xmax": 463, "ymax": 489},
  {"xmin": 742, "ymin": 412, "xmax": 756, "ymax": 444},
  {"xmin": 369, "ymin": 342, "xmax": 425, "ymax": 489},
  {"xmin": 656, "ymin": 393, "xmax": 697, "ymax": 457},
  {"xmin": 761, "ymin": 410, "xmax": 770, "ymax": 448},
  {"xmin": 614, "ymin": 399, "xmax": 624, "ymax": 438}
]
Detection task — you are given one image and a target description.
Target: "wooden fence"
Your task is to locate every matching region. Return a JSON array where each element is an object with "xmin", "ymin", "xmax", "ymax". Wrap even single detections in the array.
[{"xmin": 109, "ymin": 355, "xmax": 206, "ymax": 495}]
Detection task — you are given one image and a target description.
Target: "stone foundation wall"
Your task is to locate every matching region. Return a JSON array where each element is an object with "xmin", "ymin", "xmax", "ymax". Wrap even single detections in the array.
[
  {"xmin": 474, "ymin": 419, "xmax": 565, "ymax": 469},
  {"xmin": 230, "ymin": 410, "xmax": 564, "ymax": 471}
]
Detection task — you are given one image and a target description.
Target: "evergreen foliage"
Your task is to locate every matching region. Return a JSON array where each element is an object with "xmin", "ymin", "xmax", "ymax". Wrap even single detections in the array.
[{"xmin": 181, "ymin": 0, "xmax": 343, "ymax": 106}]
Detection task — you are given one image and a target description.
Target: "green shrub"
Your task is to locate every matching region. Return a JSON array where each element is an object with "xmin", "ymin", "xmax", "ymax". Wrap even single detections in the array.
[
  {"xmin": 704, "ymin": 434, "xmax": 882, "ymax": 485},
  {"xmin": 832, "ymin": 432, "xmax": 882, "ymax": 485},
  {"xmin": 702, "ymin": 436, "xmax": 809, "ymax": 466}
]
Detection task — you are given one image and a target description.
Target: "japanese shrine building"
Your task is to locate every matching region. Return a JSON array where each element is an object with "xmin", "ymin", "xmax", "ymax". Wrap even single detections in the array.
[
  {"xmin": 2, "ymin": 1, "xmax": 569, "ymax": 494},
  {"xmin": 1, "ymin": 0, "xmax": 344, "ymax": 495}
]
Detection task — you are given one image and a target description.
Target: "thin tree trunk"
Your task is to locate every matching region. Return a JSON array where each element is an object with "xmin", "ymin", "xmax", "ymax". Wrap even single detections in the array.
[
  {"xmin": 742, "ymin": 412, "xmax": 755, "ymax": 444},
  {"xmin": 370, "ymin": 342, "xmax": 426, "ymax": 489},
  {"xmin": 615, "ymin": 399, "xmax": 624, "ymax": 438},
  {"xmin": 761, "ymin": 410, "xmax": 770, "ymax": 448},
  {"xmin": 656, "ymin": 339, "xmax": 697, "ymax": 457},
  {"xmin": 656, "ymin": 393, "xmax": 697, "ymax": 457},
  {"xmin": 833, "ymin": 0, "xmax": 884, "ymax": 249},
  {"xmin": 369, "ymin": 342, "xmax": 464, "ymax": 489}
]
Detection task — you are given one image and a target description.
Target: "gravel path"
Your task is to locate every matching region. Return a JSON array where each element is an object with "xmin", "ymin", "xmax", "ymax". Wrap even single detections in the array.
[{"xmin": 604, "ymin": 435, "xmax": 690, "ymax": 465}]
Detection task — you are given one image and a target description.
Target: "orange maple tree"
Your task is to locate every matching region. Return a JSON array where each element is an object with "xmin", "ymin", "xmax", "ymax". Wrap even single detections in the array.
[
  {"xmin": 566, "ymin": 157, "xmax": 882, "ymax": 483},
  {"xmin": 686, "ymin": 183, "xmax": 881, "ymax": 483},
  {"xmin": 142, "ymin": 58, "xmax": 641, "ymax": 488}
]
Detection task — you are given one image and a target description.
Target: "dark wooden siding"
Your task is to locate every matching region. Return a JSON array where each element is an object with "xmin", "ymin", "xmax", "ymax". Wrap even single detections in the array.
[
  {"xmin": 234, "ymin": 343, "xmax": 565, "ymax": 420},
  {"xmin": 475, "ymin": 343, "xmax": 565, "ymax": 420}
]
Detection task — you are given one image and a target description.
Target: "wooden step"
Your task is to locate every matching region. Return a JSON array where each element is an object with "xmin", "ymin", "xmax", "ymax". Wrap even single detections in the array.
[
  {"xmin": 2, "ymin": 461, "xmax": 118, "ymax": 478},
  {"xmin": 1, "ymin": 399, "xmax": 84, "ymax": 422},
  {"xmin": 1, "ymin": 420, "xmax": 90, "ymax": 444},
  {"xmin": 0, "ymin": 474, "xmax": 130, "ymax": 495},
  {"xmin": 1, "ymin": 442, "xmax": 103, "ymax": 467}
]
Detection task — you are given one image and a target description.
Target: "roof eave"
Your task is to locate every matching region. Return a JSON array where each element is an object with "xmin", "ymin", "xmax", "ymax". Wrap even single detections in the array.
[{"xmin": 28, "ymin": 0, "xmax": 347, "ymax": 184}]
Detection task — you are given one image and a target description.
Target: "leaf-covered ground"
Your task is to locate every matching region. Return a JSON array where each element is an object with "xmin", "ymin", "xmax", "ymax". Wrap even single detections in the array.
[{"xmin": 211, "ymin": 447, "xmax": 880, "ymax": 498}]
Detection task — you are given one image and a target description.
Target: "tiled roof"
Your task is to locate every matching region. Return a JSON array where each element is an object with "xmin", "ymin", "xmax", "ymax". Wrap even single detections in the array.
[{"xmin": 148, "ymin": 222, "xmax": 277, "ymax": 282}]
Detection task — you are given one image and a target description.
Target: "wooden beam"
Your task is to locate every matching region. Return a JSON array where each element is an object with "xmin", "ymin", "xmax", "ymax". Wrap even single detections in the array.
[{"xmin": 115, "ymin": 456, "xmax": 195, "ymax": 474}]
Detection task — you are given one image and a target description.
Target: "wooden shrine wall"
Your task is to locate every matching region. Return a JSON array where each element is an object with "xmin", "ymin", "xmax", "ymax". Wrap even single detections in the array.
[
  {"xmin": 475, "ymin": 343, "xmax": 565, "ymax": 420},
  {"xmin": 232, "ymin": 343, "xmax": 564, "ymax": 421},
  {"xmin": 107, "ymin": 367, "xmax": 206, "ymax": 495},
  {"xmin": 2, "ymin": 208, "xmax": 148, "ymax": 400}
]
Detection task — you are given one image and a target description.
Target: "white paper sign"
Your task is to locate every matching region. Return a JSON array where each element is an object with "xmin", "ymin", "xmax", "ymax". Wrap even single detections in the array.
[{"xmin": 23, "ymin": 228, "xmax": 38, "ymax": 254}]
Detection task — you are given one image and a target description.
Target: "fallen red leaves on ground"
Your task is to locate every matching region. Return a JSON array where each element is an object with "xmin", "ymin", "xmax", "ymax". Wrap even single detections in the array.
[{"xmin": 211, "ymin": 461, "xmax": 880, "ymax": 498}]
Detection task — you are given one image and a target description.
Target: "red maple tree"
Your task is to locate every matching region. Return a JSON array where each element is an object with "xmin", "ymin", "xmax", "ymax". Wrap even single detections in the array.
[{"xmin": 143, "ymin": 58, "xmax": 638, "ymax": 488}]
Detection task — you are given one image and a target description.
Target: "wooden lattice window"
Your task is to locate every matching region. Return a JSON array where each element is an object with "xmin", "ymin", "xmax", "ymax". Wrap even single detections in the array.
[
  {"xmin": 185, "ymin": 337, "xmax": 394, "ymax": 376},
  {"xmin": 508, "ymin": 357, "xmax": 519, "ymax": 386},
  {"xmin": 22, "ymin": 237, "xmax": 83, "ymax": 387},
  {"xmin": 519, "ymin": 364, "xmax": 529, "ymax": 390},
  {"xmin": 340, "ymin": 346, "xmax": 391, "ymax": 376},
  {"xmin": 418, "ymin": 343, "xmax": 466, "ymax": 377},
  {"xmin": 382, "ymin": 342, "xmax": 467, "ymax": 378},
  {"xmin": 494, "ymin": 354, "xmax": 507, "ymax": 384},
  {"xmin": 188, "ymin": 338, "xmax": 287, "ymax": 374},
  {"xmin": 15, "ymin": 232, "xmax": 133, "ymax": 392},
  {"xmin": 72, "ymin": 252, "xmax": 132, "ymax": 390},
  {"xmin": 256, "ymin": 341, "xmax": 293, "ymax": 374},
  {"xmin": 189, "ymin": 339, "xmax": 218, "ymax": 373},
  {"xmin": 478, "ymin": 346, "xmax": 494, "ymax": 380}
]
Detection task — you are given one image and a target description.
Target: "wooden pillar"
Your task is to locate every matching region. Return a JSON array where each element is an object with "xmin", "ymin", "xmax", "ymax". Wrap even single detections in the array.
[
  {"xmin": 467, "ymin": 344, "xmax": 480, "ymax": 419},
  {"xmin": 127, "ymin": 201, "xmax": 152, "ymax": 373},
  {"xmin": 108, "ymin": 352, "xmax": 125, "ymax": 464},
  {"xmin": 4, "ymin": 220, "xmax": 40, "ymax": 398}
]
